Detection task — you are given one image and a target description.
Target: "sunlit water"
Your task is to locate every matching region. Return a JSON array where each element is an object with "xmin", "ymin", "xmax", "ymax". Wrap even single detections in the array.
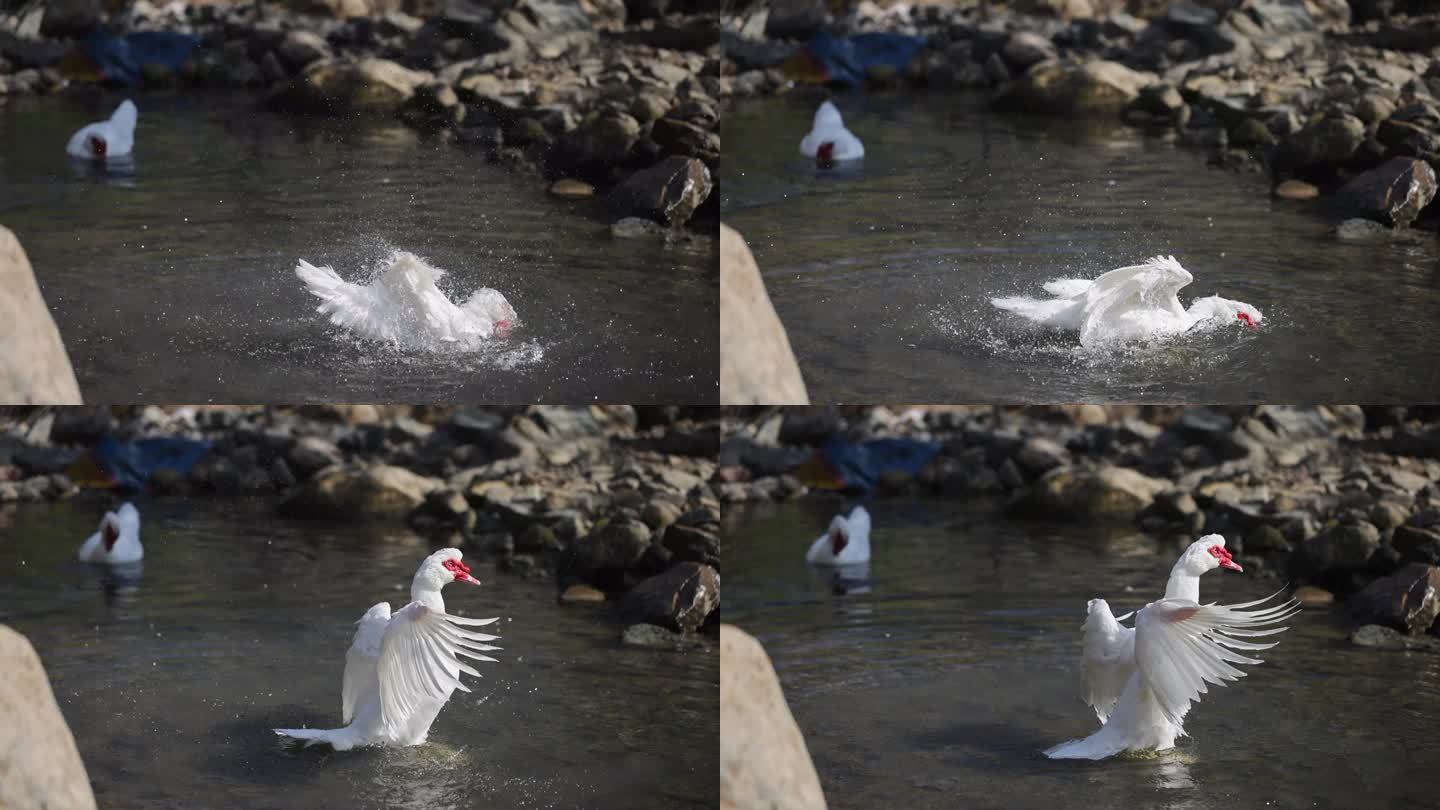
[
  {"xmin": 0, "ymin": 93, "xmax": 717, "ymax": 402},
  {"xmin": 723, "ymin": 92, "xmax": 1440, "ymax": 402},
  {"xmin": 725, "ymin": 498, "xmax": 1440, "ymax": 809},
  {"xmin": 0, "ymin": 499, "xmax": 717, "ymax": 809}
]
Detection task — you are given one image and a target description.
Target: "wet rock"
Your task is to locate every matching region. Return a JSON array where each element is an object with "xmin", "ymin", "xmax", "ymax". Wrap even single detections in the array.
[
  {"xmin": 515, "ymin": 523, "xmax": 562, "ymax": 553},
  {"xmin": 1014, "ymin": 437, "xmax": 1070, "ymax": 476},
  {"xmin": 1348, "ymin": 563, "xmax": 1440, "ymax": 634},
  {"xmin": 1294, "ymin": 520, "xmax": 1381, "ymax": 577},
  {"xmin": 1278, "ymin": 114, "xmax": 1365, "ymax": 169},
  {"xmin": 1011, "ymin": 465, "xmax": 1170, "ymax": 520},
  {"xmin": 278, "ymin": 30, "xmax": 332, "ymax": 70},
  {"xmin": 611, "ymin": 217, "xmax": 669, "ymax": 239},
  {"xmin": 1294, "ymin": 584, "xmax": 1335, "ymax": 607},
  {"xmin": 39, "ymin": 0, "xmax": 100, "ymax": 38},
  {"xmin": 1229, "ymin": 117, "xmax": 1277, "ymax": 147},
  {"xmin": 994, "ymin": 60, "xmax": 1153, "ymax": 115},
  {"xmin": 278, "ymin": 464, "xmax": 440, "ymax": 521},
  {"xmin": 1335, "ymin": 217, "xmax": 1392, "ymax": 241},
  {"xmin": 553, "ymin": 111, "xmax": 641, "ymax": 175},
  {"xmin": 0, "ymin": 227, "xmax": 82, "ymax": 404},
  {"xmin": 604, "ymin": 156, "xmax": 713, "ymax": 227},
  {"xmin": 765, "ymin": 0, "xmax": 828, "ymax": 39},
  {"xmin": 1394, "ymin": 525, "xmax": 1440, "ymax": 565},
  {"xmin": 267, "ymin": 58, "xmax": 430, "ymax": 115},
  {"xmin": 720, "ymin": 226, "xmax": 808, "ymax": 405},
  {"xmin": 622, "ymin": 622, "xmax": 707, "ymax": 649},
  {"xmin": 650, "ymin": 117, "xmax": 720, "ymax": 161},
  {"xmin": 621, "ymin": 561, "xmax": 719, "ymax": 632},
  {"xmin": 549, "ymin": 178, "xmax": 594, "ymax": 199},
  {"xmin": 559, "ymin": 583, "xmax": 606, "ymax": 603},
  {"xmin": 571, "ymin": 515, "xmax": 653, "ymax": 572},
  {"xmin": 0, "ymin": 625, "xmax": 97, "ymax": 810},
  {"xmin": 720, "ymin": 624, "xmax": 827, "ymax": 810},
  {"xmin": 1274, "ymin": 179, "xmax": 1320, "ymax": 200},
  {"xmin": 288, "ymin": 436, "xmax": 344, "ymax": 477},
  {"xmin": 1350, "ymin": 623, "xmax": 1440, "ymax": 651},
  {"xmin": 1001, "ymin": 32, "xmax": 1057, "ymax": 72},
  {"xmin": 1333, "ymin": 157, "xmax": 1436, "ymax": 229},
  {"xmin": 662, "ymin": 523, "xmax": 720, "ymax": 567}
]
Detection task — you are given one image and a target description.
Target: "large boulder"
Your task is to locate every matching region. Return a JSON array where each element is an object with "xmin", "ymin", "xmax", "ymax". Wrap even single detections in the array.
[
  {"xmin": 1333, "ymin": 157, "xmax": 1437, "ymax": 229},
  {"xmin": 267, "ymin": 58, "xmax": 431, "ymax": 115},
  {"xmin": 0, "ymin": 625, "xmax": 97, "ymax": 810},
  {"xmin": 620, "ymin": 562, "xmax": 719, "ymax": 632},
  {"xmin": 1278, "ymin": 114, "xmax": 1365, "ymax": 170},
  {"xmin": 1292, "ymin": 520, "xmax": 1381, "ymax": 578},
  {"xmin": 604, "ymin": 156, "xmax": 713, "ymax": 227},
  {"xmin": 278, "ymin": 464, "xmax": 440, "ymax": 521},
  {"xmin": 0, "ymin": 227, "xmax": 82, "ymax": 404},
  {"xmin": 1347, "ymin": 563, "xmax": 1440, "ymax": 635},
  {"xmin": 993, "ymin": 60, "xmax": 1154, "ymax": 115},
  {"xmin": 1011, "ymin": 465, "xmax": 1170, "ymax": 519},
  {"xmin": 720, "ymin": 226, "xmax": 809, "ymax": 405},
  {"xmin": 720, "ymin": 625, "xmax": 828, "ymax": 810}
]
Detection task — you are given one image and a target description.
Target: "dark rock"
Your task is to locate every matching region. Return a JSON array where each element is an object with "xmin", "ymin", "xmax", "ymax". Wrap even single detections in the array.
[
  {"xmin": 1333, "ymin": 157, "xmax": 1437, "ymax": 229},
  {"xmin": 288, "ymin": 436, "xmax": 344, "ymax": 477},
  {"xmin": 1010, "ymin": 465, "xmax": 1169, "ymax": 520},
  {"xmin": 604, "ymin": 156, "xmax": 713, "ymax": 227},
  {"xmin": 650, "ymin": 117, "xmax": 720, "ymax": 161},
  {"xmin": 278, "ymin": 464, "xmax": 439, "ymax": 522},
  {"xmin": 1350, "ymin": 623, "xmax": 1440, "ymax": 651},
  {"xmin": 553, "ymin": 111, "xmax": 641, "ymax": 176},
  {"xmin": 39, "ymin": 0, "xmax": 100, "ymax": 38},
  {"xmin": 571, "ymin": 516, "xmax": 653, "ymax": 571},
  {"xmin": 1294, "ymin": 520, "xmax": 1381, "ymax": 577},
  {"xmin": 48, "ymin": 407, "xmax": 111, "ymax": 445},
  {"xmin": 620, "ymin": 561, "xmax": 719, "ymax": 632},
  {"xmin": 1394, "ymin": 525, "xmax": 1440, "ymax": 565},
  {"xmin": 765, "ymin": 0, "xmax": 828, "ymax": 40},
  {"xmin": 662, "ymin": 523, "xmax": 720, "ymax": 567},
  {"xmin": 1000, "ymin": 32, "xmax": 1057, "ymax": 72},
  {"xmin": 278, "ymin": 30, "xmax": 332, "ymax": 70},
  {"xmin": 1279, "ymin": 114, "xmax": 1365, "ymax": 170},
  {"xmin": 1348, "ymin": 564, "xmax": 1440, "ymax": 633},
  {"xmin": 621, "ymin": 622, "xmax": 706, "ymax": 649},
  {"xmin": 1014, "ymin": 437, "xmax": 1070, "ymax": 476}
]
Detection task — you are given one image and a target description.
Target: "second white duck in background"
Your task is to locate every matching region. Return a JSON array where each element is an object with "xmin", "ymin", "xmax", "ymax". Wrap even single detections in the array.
[
  {"xmin": 66, "ymin": 99, "xmax": 137, "ymax": 162},
  {"xmin": 799, "ymin": 101, "xmax": 865, "ymax": 168},
  {"xmin": 296, "ymin": 251, "xmax": 516, "ymax": 352},
  {"xmin": 77, "ymin": 502, "xmax": 143, "ymax": 564},
  {"xmin": 806, "ymin": 505, "xmax": 871, "ymax": 565}
]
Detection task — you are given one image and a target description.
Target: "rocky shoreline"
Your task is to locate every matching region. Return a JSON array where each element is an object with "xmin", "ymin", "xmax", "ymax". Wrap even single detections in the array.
[
  {"xmin": 719, "ymin": 404, "xmax": 1440, "ymax": 647},
  {"xmin": 1, "ymin": 0, "xmax": 718, "ymax": 232},
  {"xmin": 722, "ymin": 0, "xmax": 1440, "ymax": 234},
  {"xmin": 0, "ymin": 404, "xmax": 721, "ymax": 648}
]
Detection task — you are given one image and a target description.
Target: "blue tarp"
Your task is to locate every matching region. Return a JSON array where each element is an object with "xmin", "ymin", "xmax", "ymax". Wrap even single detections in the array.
[
  {"xmin": 806, "ymin": 435, "xmax": 941, "ymax": 493},
  {"xmin": 83, "ymin": 30, "xmax": 199, "ymax": 87},
  {"xmin": 797, "ymin": 31, "xmax": 926, "ymax": 87},
  {"xmin": 86, "ymin": 436, "xmax": 212, "ymax": 491}
]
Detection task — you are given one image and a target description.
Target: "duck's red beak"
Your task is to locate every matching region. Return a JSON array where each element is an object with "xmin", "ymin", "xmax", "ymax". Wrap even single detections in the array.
[
  {"xmin": 443, "ymin": 558, "xmax": 481, "ymax": 585},
  {"xmin": 830, "ymin": 526, "xmax": 848, "ymax": 556},
  {"xmin": 88, "ymin": 135, "xmax": 107, "ymax": 160},
  {"xmin": 1236, "ymin": 312, "xmax": 1257, "ymax": 331},
  {"xmin": 816, "ymin": 141, "xmax": 836, "ymax": 168},
  {"xmin": 1208, "ymin": 544, "xmax": 1243, "ymax": 572},
  {"xmin": 102, "ymin": 520, "xmax": 119, "ymax": 551}
]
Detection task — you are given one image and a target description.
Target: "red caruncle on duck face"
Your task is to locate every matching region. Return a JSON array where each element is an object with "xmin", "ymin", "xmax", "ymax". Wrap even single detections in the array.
[
  {"xmin": 1207, "ymin": 544, "xmax": 1243, "ymax": 572},
  {"xmin": 442, "ymin": 557, "xmax": 480, "ymax": 585}
]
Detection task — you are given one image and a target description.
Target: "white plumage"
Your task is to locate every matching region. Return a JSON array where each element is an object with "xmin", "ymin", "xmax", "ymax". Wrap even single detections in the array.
[
  {"xmin": 991, "ymin": 256, "xmax": 1262, "ymax": 348},
  {"xmin": 66, "ymin": 100, "xmax": 137, "ymax": 161},
  {"xmin": 274, "ymin": 549, "xmax": 502, "ymax": 750},
  {"xmin": 77, "ymin": 502, "xmax": 143, "ymax": 564},
  {"xmin": 805, "ymin": 505, "xmax": 871, "ymax": 565},
  {"xmin": 799, "ymin": 101, "xmax": 865, "ymax": 165},
  {"xmin": 296, "ymin": 251, "xmax": 516, "ymax": 351},
  {"xmin": 1046, "ymin": 535, "xmax": 1299, "ymax": 760}
]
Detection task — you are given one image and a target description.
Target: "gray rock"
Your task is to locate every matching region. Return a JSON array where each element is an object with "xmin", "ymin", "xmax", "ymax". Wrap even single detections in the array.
[
  {"xmin": 1014, "ymin": 437, "xmax": 1070, "ymax": 476},
  {"xmin": 1279, "ymin": 114, "xmax": 1365, "ymax": 169},
  {"xmin": 621, "ymin": 622, "xmax": 706, "ymax": 649},
  {"xmin": 1350, "ymin": 623, "xmax": 1440, "ymax": 651},
  {"xmin": 572, "ymin": 516, "xmax": 652, "ymax": 571},
  {"xmin": 1296, "ymin": 520, "xmax": 1381, "ymax": 575},
  {"xmin": 278, "ymin": 464, "xmax": 440, "ymax": 521},
  {"xmin": 1394, "ymin": 525, "xmax": 1440, "ymax": 565},
  {"xmin": 1001, "ymin": 32, "xmax": 1057, "ymax": 72},
  {"xmin": 720, "ymin": 225, "xmax": 808, "ymax": 405},
  {"xmin": 0, "ymin": 625, "xmax": 97, "ymax": 810},
  {"xmin": 1348, "ymin": 563, "xmax": 1440, "ymax": 634},
  {"xmin": 288, "ymin": 436, "xmax": 343, "ymax": 477},
  {"xmin": 611, "ymin": 217, "xmax": 670, "ymax": 239},
  {"xmin": 0, "ymin": 227, "xmax": 81, "ymax": 404},
  {"xmin": 1333, "ymin": 157, "xmax": 1437, "ymax": 229},
  {"xmin": 554, "ymin": 111, "xmax": 641, "ymax": 172},
  {"xmin": 604, "ymin": 156, "xmax": 713, "ymax": 227},
  {"xmin": 662, "ymin": 524, "xmax": 720, "ymax": 566},
  {"xmin": 1011, "ymin": 465, "xmax": 1170, "ymax": 520},
  {"xmin": 621, "ymin": 561, "xmax": 719, "ymax": 632},
  {"xmin": 278, "ymin": 30, "xmax": 332, "ymax": 70},
  {"xmin": 994, "ymin": 60, "xmax": 1154, "ymax": 115},
  {"xmin": 1335, "ymin": 217, "xmax": 1393, "ymax": 242}
]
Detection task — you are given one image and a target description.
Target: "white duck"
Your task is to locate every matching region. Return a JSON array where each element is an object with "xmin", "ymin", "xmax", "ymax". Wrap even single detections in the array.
[
  {"xmin": 296, "ymin": 251, "xmax": 516, "ymax": 351},
  {"xmin": 66, "ymin": 100, "xmax": 138, "ymax": 162},
  {"xmin": 1046, "ymin": 535, "xmax": 1299, "ymax": 760},
  {"xmin": 274, "ymin": 549, "xmax": 502, "ymax": 750},
  {"xmin": 805, "ymin": 505, "xmax": 871, "ymax": 565},
  {"xmin": 77, "ymin": 502, "xmax": 143, "ymax": 564},
  {"xmin": 799, "ymin": 101, "xmax": 865, "ymax": 167},
  {"xmin": 991, "ymin": 256, "xmax": 1262, "ymax": 348}
]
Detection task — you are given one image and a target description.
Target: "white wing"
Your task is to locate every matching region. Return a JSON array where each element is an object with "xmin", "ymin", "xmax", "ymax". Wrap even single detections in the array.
[
  {"xmin": 1080, "ymin": 599, "xmax": 1136, "ymax": 723},
  {"xmin": 1042, "ymin": 278, "xmax": 1092, "ymax": 298},
  {"xmin": 107, "ymin": 99, "xmax": 137, "ymax": 155},
  {"xmin": 376, "ymin": 603, "xmax": 501, "ymax": 738},
  {"xmin": 1077, "ymin": 256, "xmax": 1192, "ymax": 346},
  {"xmin": 295, "ymin": 260, "xmax": 386, "ymax": 337},
  {"xmin": 66, "ymin": 122, "xmax": 106, "ymax": 159},
  {"xmin": 342, "ymin": 602, "xmax": 392, "ymax": 724},
  {"xmin": 1134, "ymin": 589, "xmax": 1299, "ymax": 727}
]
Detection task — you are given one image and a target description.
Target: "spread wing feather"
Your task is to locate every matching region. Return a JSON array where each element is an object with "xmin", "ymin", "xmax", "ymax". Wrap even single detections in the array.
[
  {"xmin": 342, "ymin": 602, "xmax": 392, "ymax": 724},
  {"xmin": 376, "ymin": 604, "xmax": 501, "ymax": 737},
  {"xmin": 1134, "ymin": 589, "xmax": 1299, "ymax": 727},
  {"xmin": 1080, "ymin": 598, "xmax": 1136, "ymax": 723}
]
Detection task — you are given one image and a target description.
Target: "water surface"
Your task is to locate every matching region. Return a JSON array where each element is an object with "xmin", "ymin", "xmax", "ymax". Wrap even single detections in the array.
[
  {"xmin": 723, "ymin": 93, "xmax": 1440, "ymax": 402},
  {"xmin": 1, "ymin": 93, "xmax": 716, "ymax": 402},
  {"xmin": 725, "ymin": 498, "xmax": 1440, "ymax": 809},
  {"xmin": 0, "ymin": 499, "xmax": 717, "ymax": 809}
]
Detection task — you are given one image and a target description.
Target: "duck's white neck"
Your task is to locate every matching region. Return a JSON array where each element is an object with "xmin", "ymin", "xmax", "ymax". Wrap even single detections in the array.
[
  {"xmin": 411, "ymin": 581, "xmax": 446, "ymax": 611},
  {"xmin": 1164, "ymin": 568, "xmax": 1200, "ymax": 602}
]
